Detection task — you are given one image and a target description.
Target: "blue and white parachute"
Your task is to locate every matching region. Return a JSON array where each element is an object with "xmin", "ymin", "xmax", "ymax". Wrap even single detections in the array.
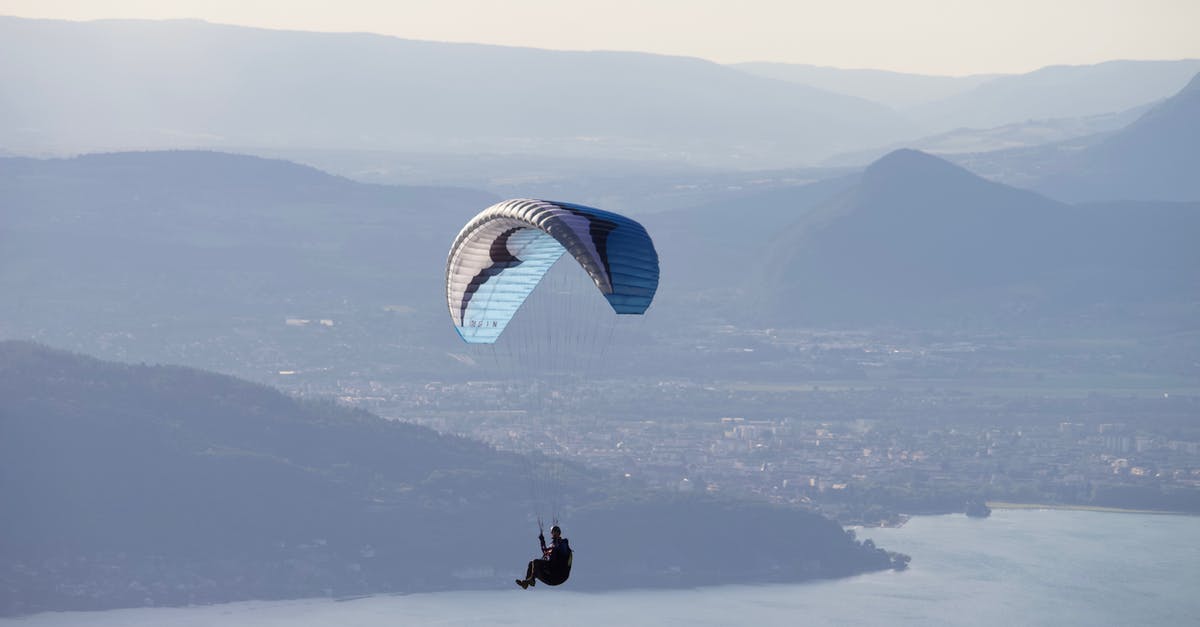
[{"xmin": 446, "ymin": 199, "xmax": 659, "ymax": 343}]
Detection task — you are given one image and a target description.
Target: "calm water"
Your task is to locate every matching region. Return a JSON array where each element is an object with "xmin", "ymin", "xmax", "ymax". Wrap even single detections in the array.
[{"xmin": 7, "ymin": 509, "xmax": 1199, "ymax": 626}]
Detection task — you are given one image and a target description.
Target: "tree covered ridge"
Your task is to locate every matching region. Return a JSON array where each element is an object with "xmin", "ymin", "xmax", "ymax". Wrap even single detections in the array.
[{"xmin": 0, "ymin": 341, "xmax": 906, "ymax": 615}]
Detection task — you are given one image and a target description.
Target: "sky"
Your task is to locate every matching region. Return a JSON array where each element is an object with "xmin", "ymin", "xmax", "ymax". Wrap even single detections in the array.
[{"xmin": 2, "ymin": 0, "xmax": 1199, "ymax": 76}]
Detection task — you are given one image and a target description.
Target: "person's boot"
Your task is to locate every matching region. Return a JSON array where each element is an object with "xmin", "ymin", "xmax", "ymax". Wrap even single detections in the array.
[
  {"xmin": 515, "ymin": 578, "xmax": 529, "ymax": 589},
  {"xmin": 528, "ymin": 577, "xmax": 536, "ymax": 587}
]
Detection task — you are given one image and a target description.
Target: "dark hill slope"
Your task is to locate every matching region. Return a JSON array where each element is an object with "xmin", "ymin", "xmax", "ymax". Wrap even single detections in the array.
[
  {"xmin": 760, "ymin": 150, "xmax": 1200, "ymax": 327},
  {"xmin": 0, "ymin": 342, "xmax": 904, "ymax": 615},
  {"xmin": 0, "ymin": 341, "xmax": 532, "ymax": 612}
]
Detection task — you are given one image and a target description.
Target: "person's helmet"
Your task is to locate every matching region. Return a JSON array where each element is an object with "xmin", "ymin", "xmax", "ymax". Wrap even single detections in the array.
[{"xmin": 550, "ymin": 525, "xmax": 562, "ymax": 535}]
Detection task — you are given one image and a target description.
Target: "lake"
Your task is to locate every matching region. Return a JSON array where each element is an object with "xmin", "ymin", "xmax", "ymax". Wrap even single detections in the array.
[{"xmin": 7, "ymin": 508, "xmax": 1198, "ymax": 626}]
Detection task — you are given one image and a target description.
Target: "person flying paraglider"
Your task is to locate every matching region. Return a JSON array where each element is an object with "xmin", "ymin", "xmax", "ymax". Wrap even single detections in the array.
[
  {"xmin": 443, "ymin": 200, "xmax": 652, "ymax": 594},
  {"xmin": 516, "ymin": 525, "xmax": 572, "ymax": 589}
]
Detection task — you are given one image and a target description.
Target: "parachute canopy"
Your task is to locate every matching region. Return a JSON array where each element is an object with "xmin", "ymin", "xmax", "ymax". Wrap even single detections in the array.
[{"xmin": 446, "ymin": 199, "xmax": 659, "ymax": 343}]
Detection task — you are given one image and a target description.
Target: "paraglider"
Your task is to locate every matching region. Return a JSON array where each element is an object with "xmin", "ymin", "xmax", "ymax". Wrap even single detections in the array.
[
  {"xmin": 445, "ymin": 199, "xmax": 657, "ymax": 590},
  {"xmin": 516, "ymin": 525, "xmax": 572, "ymax": 589},
  {"xmin": 446, "ymin": 198, "xmax": 659, "ymax": 344}
]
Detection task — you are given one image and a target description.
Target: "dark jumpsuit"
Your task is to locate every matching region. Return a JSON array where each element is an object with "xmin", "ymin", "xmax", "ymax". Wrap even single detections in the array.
[{"xmin": 526, "ymin": 537, "xmax": 572, "ymax": 585}]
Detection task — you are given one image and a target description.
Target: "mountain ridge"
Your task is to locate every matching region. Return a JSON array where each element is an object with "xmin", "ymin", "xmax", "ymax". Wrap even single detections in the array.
[
  {"xmin": 0, "ymin": 340, "xmax": 905, "ymax": 615},
  {"xmin": 753, "ymin": 149, "xmax": 1200, "ymax": 327},
  {"xmin": 947, "ymin": 70, "xmax": 1200, "ymax": 202},
  {"xmin": 732, "ymin": 61, "xmax": 999, "ymax": 108},
  {"xmin": 0, "ymin": 16, "xmax": 911, "ymax": 168},
  {"xmin": 907, "ymin": 59, "xmax": 1200, "ymax": 132},
  {"xmin": 1029, "ymin": 70, "xmax": 1200, "ymax": 202}
]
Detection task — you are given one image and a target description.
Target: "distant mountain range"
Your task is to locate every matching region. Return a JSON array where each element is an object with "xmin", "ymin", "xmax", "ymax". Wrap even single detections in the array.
[
  {"xmin": 0, "ymin": 149, "xmax": 496, "ymax": 376},
  {"xmin": 0, "ymin": 150, "xmax": 491, "ymax": 307},
  {"xmin": 904, "ymin": 59, "xmax": 1200, "ymax": 132},
  {"xmin": 753, "ymin": 149, "xmax": 1200, "ymax": 327},
  {"xmin": 950, "ymin": 70, "xmax": 1200, "ymax": 203},
  {"xmin": 0, "ymin": 341, "xmax": 904, "ymax": 614},
  {"xmin": 3, "ymin": 16, "xmax": 1197, "ymax": 171},
  {"xmin": 0, "ymin": 16, "xmax": 910, "ymax": 169},
  {"xmin": 2, "ymin": 64, "xmax": 1195, "ymax": 370},
  {"xmin": 1028, "ymin": 71, "xmax": 1200, "ymax": 202},
  {"xmin": 732, "ymin": 59, "xmax": 1199, "ymax": 136},
  {"xmin": 645, "ymin": 75, "xmax": 1200, "ymax": 329},
  {"xmin": 740, "ymin": 60, "xmax": 1200, "ymax": 179},
  {"xmin": 732, "ymin": 62, "xmax": 999, "ymax": 109},
  {"xmin": 823, "ymin": 103, "xmax": 1152, "ymax": 167},
  {"xmin": 3, "ymin": 142, "xmax": 1196, "ymax": 379}
]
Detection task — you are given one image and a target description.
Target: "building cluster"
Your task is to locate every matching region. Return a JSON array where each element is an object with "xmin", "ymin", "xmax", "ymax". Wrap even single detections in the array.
[{"xmin": 310, "ymin": 374, "xmax": 1200, "ymax": 522}]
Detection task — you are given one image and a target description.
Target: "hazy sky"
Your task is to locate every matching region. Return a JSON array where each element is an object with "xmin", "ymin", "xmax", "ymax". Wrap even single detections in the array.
[{"xmin": 2, "ymin": 0, "xmax": 1198, "ymax": 75}]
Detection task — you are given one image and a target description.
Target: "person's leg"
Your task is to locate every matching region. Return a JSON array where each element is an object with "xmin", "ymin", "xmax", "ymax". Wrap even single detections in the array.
[
  {"xmin": 533, "ymin": 560, "xmax": 554, "ymax": 585},
  {"xmin": 516, "ymin": 560, "xmax": 536, "ymax": 589}
]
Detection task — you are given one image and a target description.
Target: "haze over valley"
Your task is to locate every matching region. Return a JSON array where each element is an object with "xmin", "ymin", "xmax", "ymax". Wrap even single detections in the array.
[{"xmin": 1, "ymin": 8, "xmax": 1198, "ymax": 622}]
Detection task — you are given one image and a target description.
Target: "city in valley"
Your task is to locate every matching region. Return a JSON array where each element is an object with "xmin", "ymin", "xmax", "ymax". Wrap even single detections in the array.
[{"xmin": 257, "ymin": 323, "xmax": 1200, "ymax": 525}]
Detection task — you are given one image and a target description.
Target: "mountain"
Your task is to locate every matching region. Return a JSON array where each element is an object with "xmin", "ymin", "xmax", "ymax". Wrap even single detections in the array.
[
  {"xmin": 908, "ymin": 59, "xmax": 1200, "ymax": 133},
  {"xmin": 1, "ymin": 149, "xmax": 753, "ymax": 383},
  {"xmin": 731, "ymin": 59, "xmax": 1200, "ymax": 145},
  {"xmin": 0, "ymin": 148, "xmax": 496, "ymax": 307},
  {"xmin": 0, "ymin": 150, "xmax": 497, "ymax": 377},
  {"xmin": 944, "ymin": 71, "xmax": 1200, "ymax": 203},
  {"xmin": 731, "ymin": 62, "xmax": 997, "ymax": 108},
  {"xmin": 756, "ymin": 150, "xmax": 1200, "ymax": 328},
  {"xmin": 0, "ymin": 16, "xmax": 910, "ymax": 169},
  {"xmin": 0, "ymin": 341, "xmax": 533, "ymax": 613},
  {"xmin": 644, "ymin": 173, "xmax": 861, "ymax": 318},
  {"xmin": 824, "ymin": 103, "xmax": 1151, "ymax": 167},
  {"xmin": 1027, "ymin": 72, "xmax": 1200, "ymax": 202},
  {"xmin": 0, "ymin": 341, "xmax": 905, "ymax": 615},
  {"xmin": 4, "ymin": 145, "xmax": 1195, "ymax": 380}
]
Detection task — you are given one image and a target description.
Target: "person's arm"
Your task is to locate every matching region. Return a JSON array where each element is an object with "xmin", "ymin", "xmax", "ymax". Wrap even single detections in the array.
[{"xmin": 552, "ymin": 539, "xmax": 568, "ymax": 562}]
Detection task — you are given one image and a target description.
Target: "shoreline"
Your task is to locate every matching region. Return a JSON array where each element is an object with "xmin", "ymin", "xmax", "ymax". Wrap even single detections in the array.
[
  {"xmin": 987, "ymin": 501, "xmax": 1197, "ymax": 516},
  {"xmin": 849, "ymin": 503, "xmax": 1198, "ymax": 529}
]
